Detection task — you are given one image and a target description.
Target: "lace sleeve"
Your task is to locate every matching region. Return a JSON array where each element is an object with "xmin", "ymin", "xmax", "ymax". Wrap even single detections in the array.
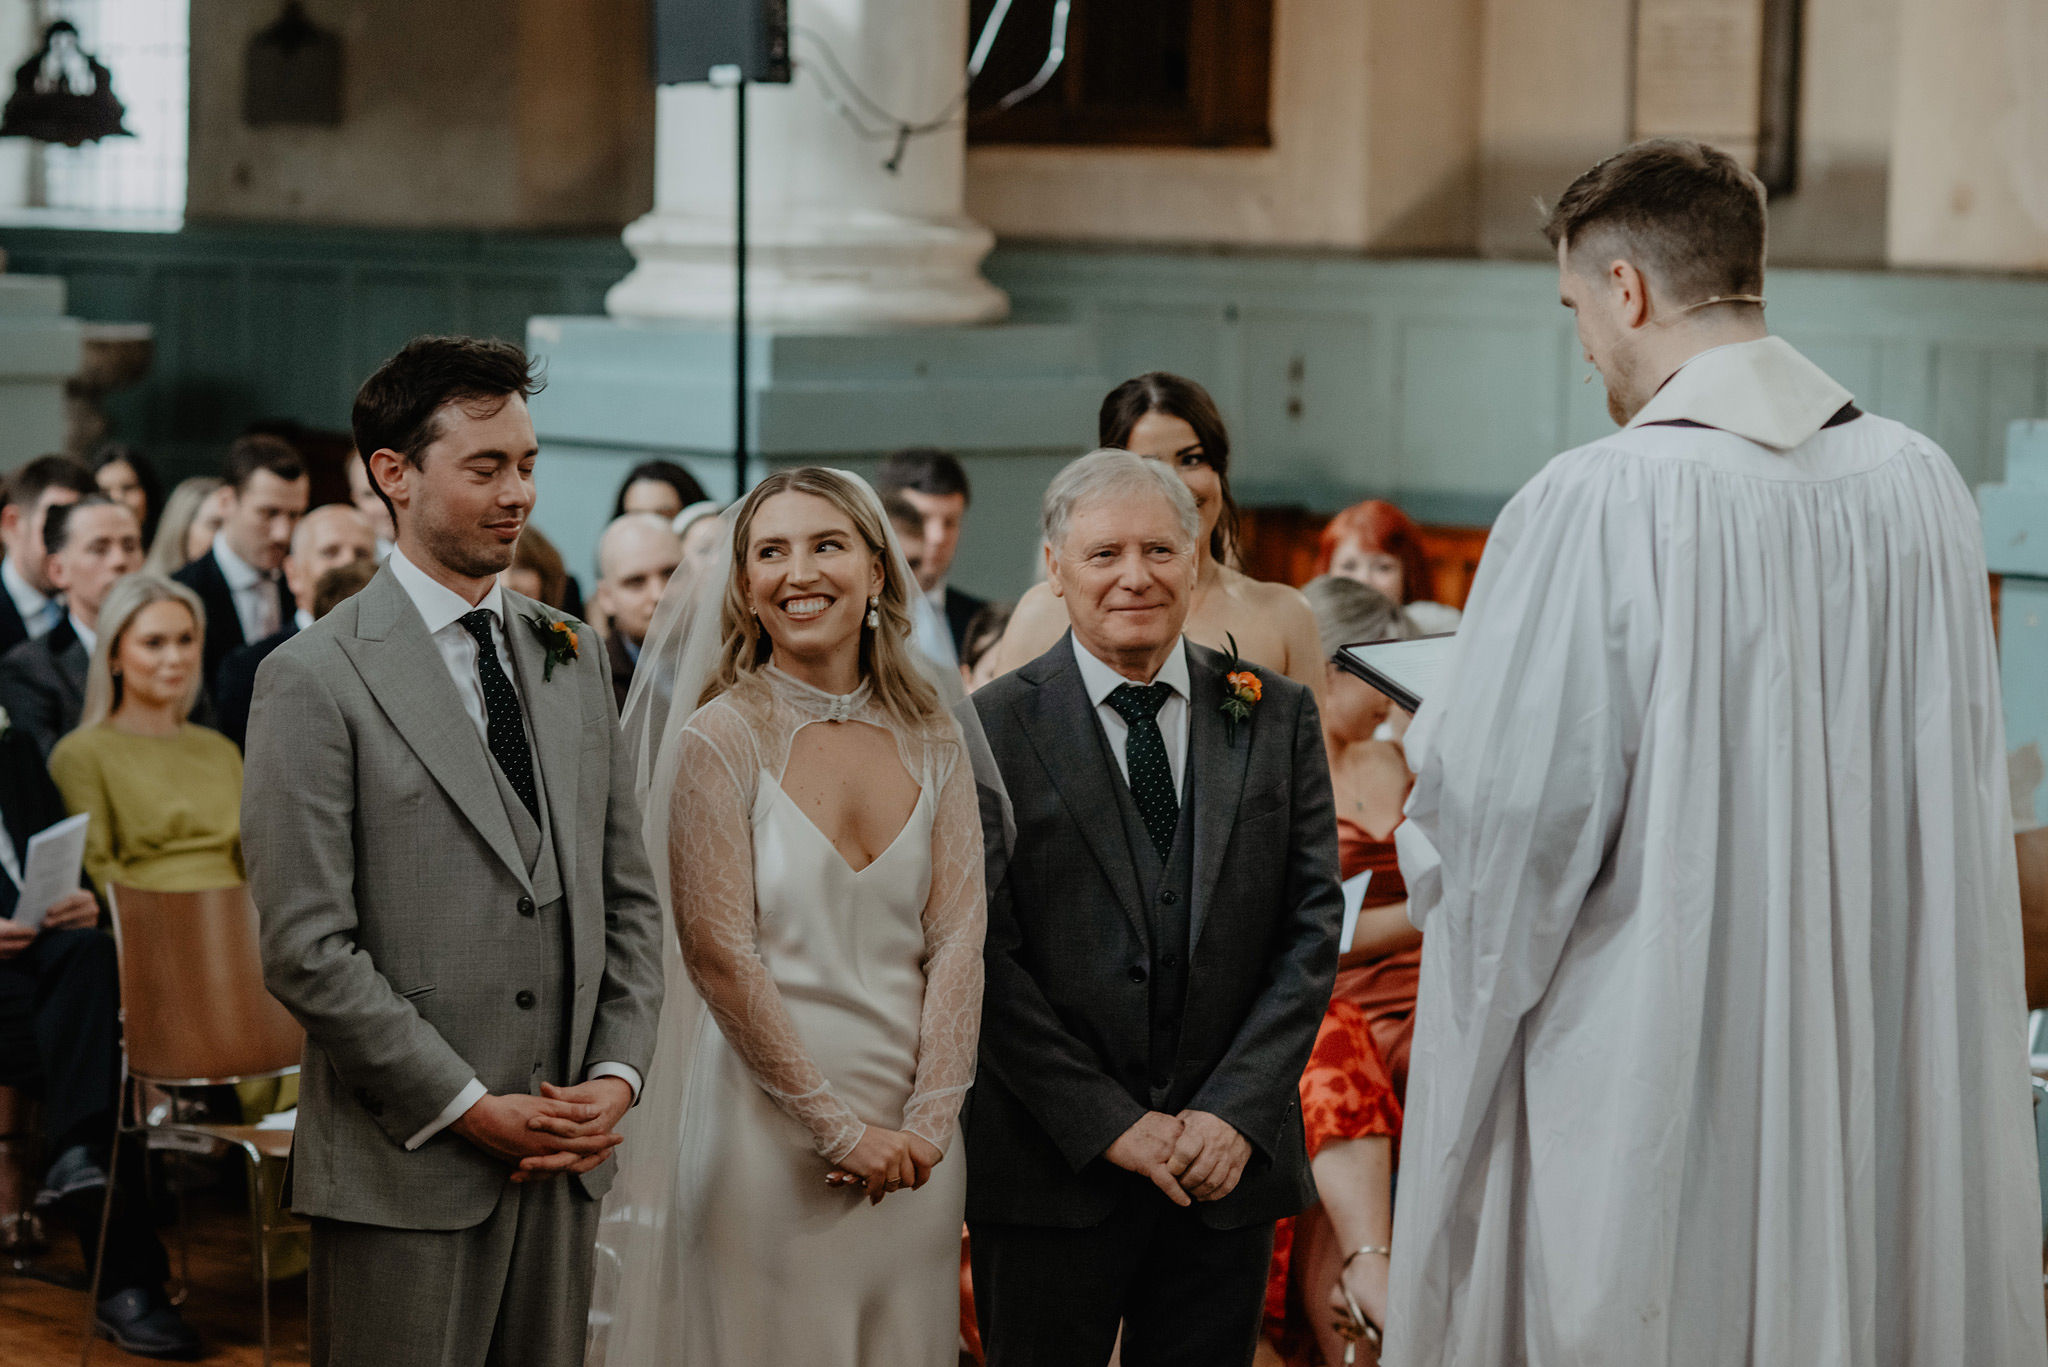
[
  {"xmin": 668, "ymin": 710, "xmax": 867, "ymax": 1162},
  {"xmin": 899, "ymin": 745, "xmax": 987, "ymax": 1153}
]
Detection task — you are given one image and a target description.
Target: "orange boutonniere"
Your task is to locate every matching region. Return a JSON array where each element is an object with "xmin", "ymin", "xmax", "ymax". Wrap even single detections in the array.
[
  {"xmin": 520, "ymin": 611, "xmax": 581, "ymax": 682},
  {"xmin": 1220, "ymin": 633, "xmax": 1261, "ymax": 745}
]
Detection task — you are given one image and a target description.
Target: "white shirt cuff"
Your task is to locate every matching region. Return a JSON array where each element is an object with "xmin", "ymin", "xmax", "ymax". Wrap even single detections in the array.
[
  {"xmin": 586, "ymin": 1062, "xmax": 643, "ymax": 1104},
  {"xmin": 404, "ymin": 1078, "xmax": 487, "ymax": 1151}
]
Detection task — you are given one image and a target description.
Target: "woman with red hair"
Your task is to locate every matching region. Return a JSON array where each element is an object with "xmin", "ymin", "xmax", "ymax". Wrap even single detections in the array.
[{"xmin": 1315, "ymin": 500, "xmax": 1461, "ymax": 636}]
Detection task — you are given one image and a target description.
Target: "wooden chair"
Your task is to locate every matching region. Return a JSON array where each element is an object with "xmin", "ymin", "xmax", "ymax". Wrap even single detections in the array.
[{"xmin": 89, "ymin": 884, "xmax": 305, "ymax": 1367}]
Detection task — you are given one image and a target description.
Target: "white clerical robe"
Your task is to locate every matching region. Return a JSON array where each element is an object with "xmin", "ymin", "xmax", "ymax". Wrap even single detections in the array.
[{"xmin": 1386, "ymin": 337, "xmax": 2047, "ymax": 1367}]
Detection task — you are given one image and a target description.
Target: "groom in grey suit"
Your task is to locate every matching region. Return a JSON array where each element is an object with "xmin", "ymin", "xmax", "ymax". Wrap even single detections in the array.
[
  {"xmin": 968, "ymin": 451, "xmax": 1342, "ymax": 1366},
  {"xmin": 245, "ymin": 337, "xmax": 665, "ymax": 1367}
]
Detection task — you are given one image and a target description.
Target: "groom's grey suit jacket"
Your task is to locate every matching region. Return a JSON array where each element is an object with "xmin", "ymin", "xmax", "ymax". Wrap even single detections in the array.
[
  {"xmin": 243, "ymin": 566, "xmax": 665, "ymax": 1231},
  {"xmin": 967, "ymin": 634, "xmax": 1342, "ymax": 1231}
]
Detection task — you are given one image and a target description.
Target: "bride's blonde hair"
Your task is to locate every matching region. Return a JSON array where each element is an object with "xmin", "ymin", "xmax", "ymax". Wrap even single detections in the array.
[{"xmin": 703, "ymin": 467, "xmax": 945, "ymax": 734}]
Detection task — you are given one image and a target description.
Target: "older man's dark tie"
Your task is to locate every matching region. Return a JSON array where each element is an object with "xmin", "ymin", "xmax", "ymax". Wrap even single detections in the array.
[
  {"xmin": 1107, "ymin": 681, "xmax": 1179, "ymax": 861},
  {"xmin": 458, "ymin": 609, "xmax": 538, "ymax": 819}
]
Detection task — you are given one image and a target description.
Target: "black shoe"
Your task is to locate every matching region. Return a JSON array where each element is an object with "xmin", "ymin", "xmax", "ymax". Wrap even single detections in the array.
[
  {"xmin": 32, "ymin": 1143, "xmax": 106, "ymax": 1208},
  {"xmin": 93, "ymin": 1286, "xmax": 203, "ymax": 1360}
]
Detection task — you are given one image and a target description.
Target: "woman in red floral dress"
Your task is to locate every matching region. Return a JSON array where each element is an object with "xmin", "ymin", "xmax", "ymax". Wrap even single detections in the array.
[{"xmin": 1264, "ymin": 577, "xmax": 1420, "ymax": 1365}]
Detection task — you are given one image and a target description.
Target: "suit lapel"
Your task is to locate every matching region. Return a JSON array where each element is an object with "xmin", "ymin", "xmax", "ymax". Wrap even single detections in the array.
[
  {"xmin": 1014, "ymin": 636, "xmax": 1151, "ymax": 948},
  {"xmin": 501, "ymin": 593, "xmax": 582, "ymax": 893},
  {"xmin": 1185, "ymin": 642, "xmax": 1253, "ymax": 950},
  {"xmin": 57, "ymin": 636, "xmax": 86, "ymax": 710},
  {"xmin": 338, "ymin": 570, "xmax": 532, "ymax": 890}
]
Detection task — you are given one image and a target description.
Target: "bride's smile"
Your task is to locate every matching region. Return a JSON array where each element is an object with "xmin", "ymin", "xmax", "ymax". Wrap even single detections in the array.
[{"xmin": 745, "ymin": 489, "xmax": 886, "ymax": 693}]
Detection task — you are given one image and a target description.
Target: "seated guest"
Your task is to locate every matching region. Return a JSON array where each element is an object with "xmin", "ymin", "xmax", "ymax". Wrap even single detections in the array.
[
  {"xmin": 174, "ymin": 434, "xmax": 311, "ymax": 692},
  {"xmin": 1261, "ymin": 576, "xmax": 1418, "ymax": 1367},
  {"xmin": 592, "ymin": 512, "xmax": 682, "ymax": 711},
  {"xmin": 345, "ymin": 450, "xmax": 397, "ymax": 560},
  {"xmin": 1302, "ymin": 576, "xmax": 1421, "ymax": 1096},
  {"xmin": 612, "ymin": 457, "xmax": 708, "ymax": 521},
  {"xmin": 504, "ymin": 523, "xmax": 571, "ymax": 609},
  {"xmin": 0, "ymin": 455, "xmax": 97, "ymax": 656},
  {"xmin": 50, "ymin": 574, "xmax": 244, "ymax": 899},
  {"xmin": 882, "ymin": 491, "xmax": 964, "ymax": 671},
  {"xmin": 0, "ymin": 720, "xmax": 199, "ymax": 1357},
  {"xmin": 90, "ymin": 444, "xmax": 162, "ymax": 546},
  {"xmin": 1314, "ymin": 500, "xmax": 1461, "ymax": 636},
  {"xmin": 0, "ymin": 496, "xmax": 144, "ymax": 757},
  {"xmin": 876, "ymin": 447, "xmax": 980, "ymax": 664},
  {"xmin": 960, "ymin": 601, "xmax": 1012, "ymax": 692},
  {"xmin": 672, "ymin": 499, "xmax": 726, "ymax": 578},
  {"xmin": 987, "ymin": 374, "xmax": 1329, "ymax": 704},
  {"xmin": 213, "ymin": 504, "xmax": 377, "ymax": 748},
  {"xmin": 141, "ymin": 476, "xmax": 227, "ymax": 576}
]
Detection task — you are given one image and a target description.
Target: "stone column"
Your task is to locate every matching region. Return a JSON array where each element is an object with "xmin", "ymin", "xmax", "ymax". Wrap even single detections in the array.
[{"xmin": 606, "ymin": 0, "xmax": 1009, "ymax": 327}]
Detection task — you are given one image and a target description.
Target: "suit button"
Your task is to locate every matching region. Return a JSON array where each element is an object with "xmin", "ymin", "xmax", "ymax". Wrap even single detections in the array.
[
  {"xmin": 517, "ymin": 896, "xmax": 536, "ymax": 917},
  {"xmin": 1128, "ymin": 965, "xmax": 1148, "ymax": 984},
  {"xmin": 1162, "ymin": 952, "xmax": 1180, "ymax": 969},
  {"xmin": 1160, "ymin": 890, "xmax": 1178, "ymax": 905},
  {"xmin": 515, "ymin": 990, "xmax": 537, "ymax": 1010}
]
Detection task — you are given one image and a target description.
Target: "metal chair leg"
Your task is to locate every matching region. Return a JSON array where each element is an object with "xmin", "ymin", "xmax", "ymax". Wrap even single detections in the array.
[{"xmin": 78, "ymin": 1079, "xmax": 125, "ymax": 1367}]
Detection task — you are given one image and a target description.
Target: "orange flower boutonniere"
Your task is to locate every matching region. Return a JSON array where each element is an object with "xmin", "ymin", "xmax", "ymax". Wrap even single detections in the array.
[
  {"xmin": 520, "ymin": 611, "xmax": 581, "ymax": 682},
  {"xmin": 1219, "ymin": 634, "xmax": 1262, "ymax": 745}
]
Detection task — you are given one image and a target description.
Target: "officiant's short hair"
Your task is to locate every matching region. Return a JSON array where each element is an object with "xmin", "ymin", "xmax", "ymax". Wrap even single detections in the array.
[{"xmin": 1544, "ymin": 138, "xmax": 1766, "ymax": 305}]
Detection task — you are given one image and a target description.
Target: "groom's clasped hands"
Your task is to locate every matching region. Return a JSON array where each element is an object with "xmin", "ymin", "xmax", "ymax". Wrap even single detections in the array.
[
  {"xmin": 1104, "ymin": 1109, "xmax": 1253, "ymax": 1206},
  {"xmin": 447, "ymin": 1078, "xmax": 636, "ymax": 1184}
]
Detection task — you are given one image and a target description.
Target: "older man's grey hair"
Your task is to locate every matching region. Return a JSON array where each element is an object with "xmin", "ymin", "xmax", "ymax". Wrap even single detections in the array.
[{"xmin": 1042, "ymin": 448, "xmax": 1201, "ymax": 555}]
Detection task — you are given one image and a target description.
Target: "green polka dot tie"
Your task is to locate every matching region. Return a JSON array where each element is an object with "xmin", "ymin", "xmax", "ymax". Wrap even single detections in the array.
[
  {"xmin": 1108, "ymin": 681, "xmax": 1179, "ymax": 861},
  {"xmin": 459, "ymin": 609, "xmax": 539, "ymax": 820}
]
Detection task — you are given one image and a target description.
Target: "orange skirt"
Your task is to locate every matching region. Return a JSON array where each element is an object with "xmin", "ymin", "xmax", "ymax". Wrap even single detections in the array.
[{"xmin": 1262, "ymin": 999, "xmax": 1401, "ymax": 1358}]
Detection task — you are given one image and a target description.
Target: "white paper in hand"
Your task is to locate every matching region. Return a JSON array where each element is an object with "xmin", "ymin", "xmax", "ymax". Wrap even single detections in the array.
[
  {"xmin": 1338, "ymin": 870, "xmax": 1372, "ymax": 955},
  {"xmin": 15, "ymin": 812, "xmax": 89, "ymax": 929}
]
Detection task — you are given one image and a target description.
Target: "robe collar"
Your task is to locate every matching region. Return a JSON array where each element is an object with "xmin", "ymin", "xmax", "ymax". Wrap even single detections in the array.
[{"xmin": 1627, "ymin": 336, "xmax": 1853, "ymax": 451}]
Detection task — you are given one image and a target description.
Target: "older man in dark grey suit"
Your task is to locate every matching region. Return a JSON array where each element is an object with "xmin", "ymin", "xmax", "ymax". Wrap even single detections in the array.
[
  {"xmin": 245, "ymin": 337, "xmax": 665, "ymax": 1367},
  {"xmin": 968, "ymin": 450, "xmax": 1342, "ymax": 1367}
]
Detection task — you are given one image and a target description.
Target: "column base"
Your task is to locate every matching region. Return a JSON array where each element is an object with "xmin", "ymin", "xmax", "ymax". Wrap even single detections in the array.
[{"xmin": 606, "ymin": 209, "xmax": 1011, "ymax": 328}]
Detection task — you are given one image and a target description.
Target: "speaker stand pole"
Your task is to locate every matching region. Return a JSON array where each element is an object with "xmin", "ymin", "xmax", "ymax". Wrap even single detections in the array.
[{"xmin": 732, "ymin": 69, "xmax": 749, "ymax": 499}]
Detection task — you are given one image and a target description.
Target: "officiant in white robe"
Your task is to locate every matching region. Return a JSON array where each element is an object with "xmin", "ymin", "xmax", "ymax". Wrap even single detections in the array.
[{"xmin": 1385, "ymin": 139, "xmax": 2046, "ymax": 1367}]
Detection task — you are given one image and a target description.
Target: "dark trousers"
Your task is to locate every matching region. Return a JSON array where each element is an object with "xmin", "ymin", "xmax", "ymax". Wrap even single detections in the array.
[
  {"xmin": 971, "ymin": 1183, "xmax": 1276, "ymax": 1367},
  {"xmin": 0, "ymin": 926, "xmax": 168, "ymax": 1295}
]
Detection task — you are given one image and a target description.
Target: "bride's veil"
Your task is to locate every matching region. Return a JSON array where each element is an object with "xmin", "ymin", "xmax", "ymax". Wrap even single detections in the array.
[{"xmin": 587, "ymin": 470, "xmax": 1012, "ymax": 1363}]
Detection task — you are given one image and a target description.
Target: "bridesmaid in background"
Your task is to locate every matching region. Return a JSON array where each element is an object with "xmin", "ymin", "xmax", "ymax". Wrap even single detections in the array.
[{"xmin": 987, "ymin": 372, "xmax": 1325, "ymax": 700}]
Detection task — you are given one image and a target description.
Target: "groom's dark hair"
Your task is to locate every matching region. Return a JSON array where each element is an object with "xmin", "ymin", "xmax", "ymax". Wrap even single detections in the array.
[{"xmin": 351, "ymin": 335, "xmax": 543, "ymax": 520}]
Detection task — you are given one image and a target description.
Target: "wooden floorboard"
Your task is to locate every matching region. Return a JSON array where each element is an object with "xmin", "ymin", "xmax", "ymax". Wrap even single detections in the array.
[{"xmin": 0, "ymin": 1185, "xmax": 307, "ymax": 1367}]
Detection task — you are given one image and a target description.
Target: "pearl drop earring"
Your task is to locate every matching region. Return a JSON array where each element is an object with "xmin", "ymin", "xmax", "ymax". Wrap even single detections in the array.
[{"xmin": 866, "ymin": 598, "xmax": 880, "ymax": 630}]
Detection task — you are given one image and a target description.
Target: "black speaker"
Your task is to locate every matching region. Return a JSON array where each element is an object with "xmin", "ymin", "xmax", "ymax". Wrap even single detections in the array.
[{"xmin": 652, "ymin": 0, "xmax": 792, "ymax": 84}]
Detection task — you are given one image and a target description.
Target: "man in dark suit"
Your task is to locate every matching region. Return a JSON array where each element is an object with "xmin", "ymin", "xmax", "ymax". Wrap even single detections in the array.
[
  {"xmin": 0, "ymin": 725, "xmax": 198, "ymax": 1357},
  {"xmin": 0, "ymin": 456, "xmax": 97, "ymax": 657},
  {"xmin": 174, "ymin": 433, "xmax": 310, "ymax": 695},
  {"xmin": 212, "ymin": 503, "xmax": 376, "ymax": 748},
  {"xmin": 968, "ymin": 450, "xmax": 1342, "ymax": 1366},
  {"xmin": 0, "ymin": 496, "xmax": 143, "ymax": 757},
  {"xmin": 876, "ymin": 448, "xmax": 985, "ymax": 663}
]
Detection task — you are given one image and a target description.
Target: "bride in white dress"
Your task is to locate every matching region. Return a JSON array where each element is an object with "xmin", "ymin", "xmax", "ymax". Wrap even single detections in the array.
[{"xmin": 589, "ymin": 468, "xmax": 989, "ymax": 1366}]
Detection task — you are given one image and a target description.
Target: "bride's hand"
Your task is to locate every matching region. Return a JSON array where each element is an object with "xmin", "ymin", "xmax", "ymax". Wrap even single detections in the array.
[
  {"xmin": 906, "ymin": 1133, "xmax": 943, "ymax": 1189},
  {"xmin": 827, "ymin": 1127, "xmax": 917, "ymax": 1205}
]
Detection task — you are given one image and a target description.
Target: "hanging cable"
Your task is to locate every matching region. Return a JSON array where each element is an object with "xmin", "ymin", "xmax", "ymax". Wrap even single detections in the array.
[{"xmin": 790, "ymin": 0, "xmax": 1069, "ymax": 172}]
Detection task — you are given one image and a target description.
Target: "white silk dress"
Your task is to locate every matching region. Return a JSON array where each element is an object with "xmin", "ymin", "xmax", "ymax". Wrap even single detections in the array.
[{"xmin": 589, "ymin": 668, "xmax": 985, "ymax": 1367}]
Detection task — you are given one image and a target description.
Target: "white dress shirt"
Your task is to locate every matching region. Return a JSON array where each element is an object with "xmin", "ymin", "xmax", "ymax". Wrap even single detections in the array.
[
  {"xmin": 386, "ymin": 548, "xmax": 641, "ymax": 1148},
  {"xmin": 1072, "ymin": 634, "xmax": 1192, "ymax": 795},
  {"xmin": 68, "ymin": 613, "xmax": 96, "ymax": 654},
  {"xmin": 0, "ymin": 808, "xmax": 21, "ymax": 891},
  {"xmin": 2, "ymin": 556, "xmax": 58, "ymax": 639},
  {"xmin": 918, "ymin": 582, "xmax": 960, "ymax": 668},
  {"xmin": 293, "ymin": 608, "xmax": 312, "ymax": 633},
  {"xmin": 211, "ymin": 533, "xmax": 283, "ymax": 643}
]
